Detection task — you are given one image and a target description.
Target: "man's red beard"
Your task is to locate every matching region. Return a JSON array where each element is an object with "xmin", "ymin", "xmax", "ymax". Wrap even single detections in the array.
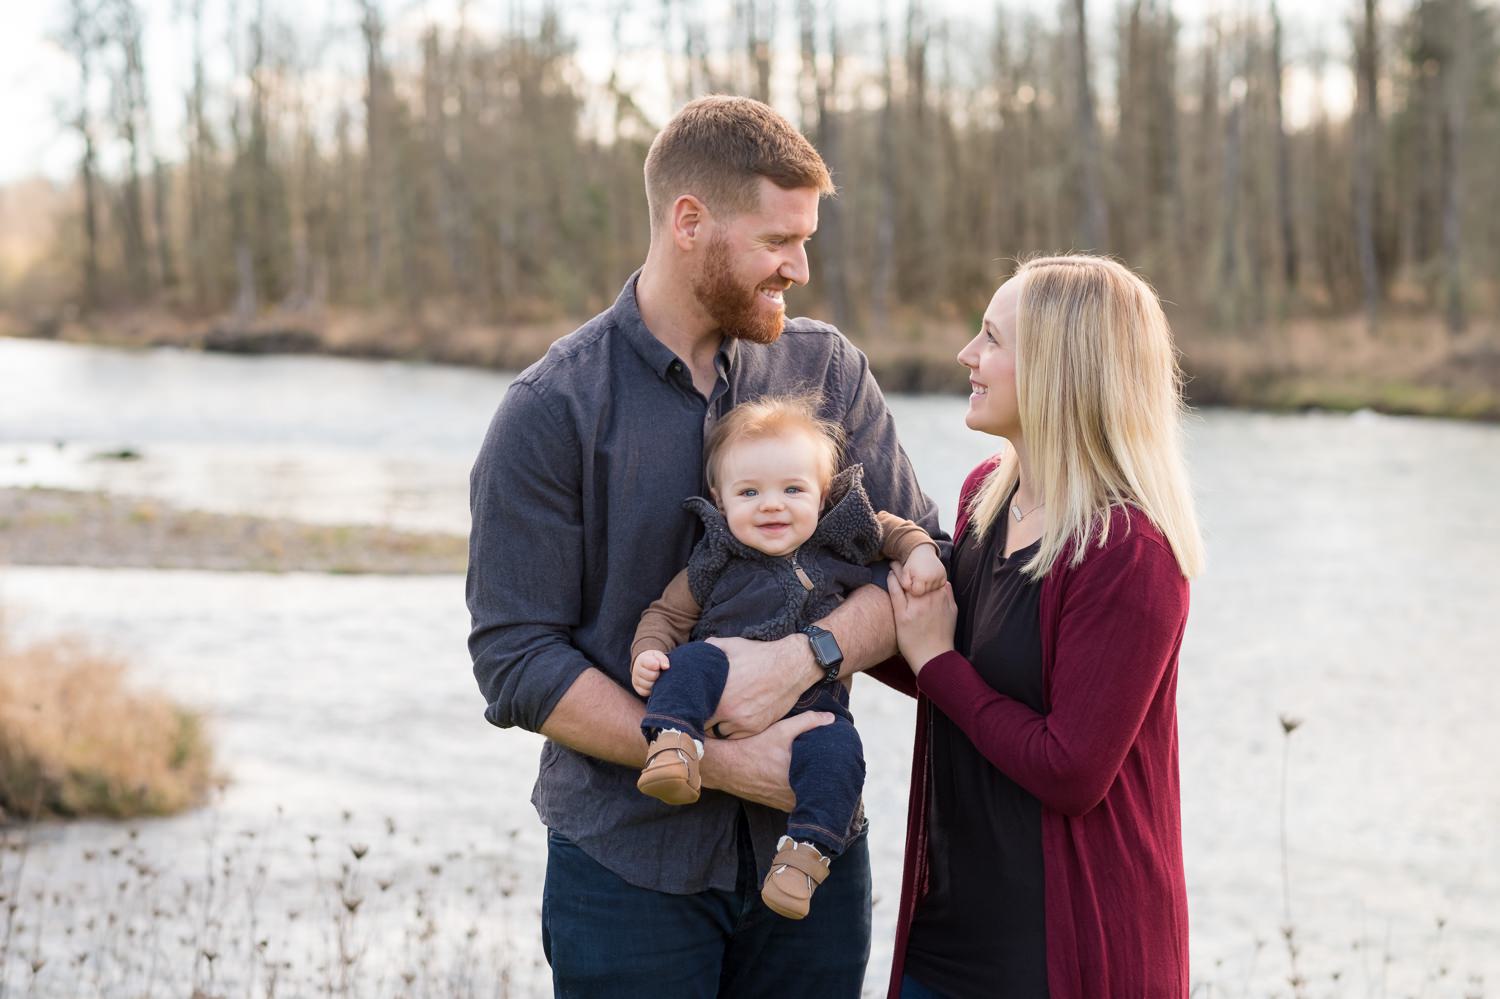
[{"xmin": 691, "ymin": 234, "xmax": 787, "ymax": 345}]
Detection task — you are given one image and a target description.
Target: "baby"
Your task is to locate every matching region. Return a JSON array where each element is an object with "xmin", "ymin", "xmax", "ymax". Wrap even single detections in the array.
[{"xmin": 630, "ymin": 395, "xmax": 945, "ymax": 919}]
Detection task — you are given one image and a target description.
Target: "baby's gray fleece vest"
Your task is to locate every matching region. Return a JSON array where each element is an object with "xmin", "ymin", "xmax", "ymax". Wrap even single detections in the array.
[{"xmin": 683, "ymin": 464, "xmax": 886, "ymax": 644}]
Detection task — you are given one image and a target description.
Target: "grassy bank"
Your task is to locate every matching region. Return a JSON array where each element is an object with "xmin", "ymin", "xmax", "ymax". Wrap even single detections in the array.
[
  {"xmin": 0, "ymin": 633, "xmax": 214, "ymax": 821},
  {"xmin": 3, "ymin": 305, "xmax": 1498, "ymax": 421},
  {"xmin": 0, "ymin": 487, "xmax": 467, "ymax": 574}
]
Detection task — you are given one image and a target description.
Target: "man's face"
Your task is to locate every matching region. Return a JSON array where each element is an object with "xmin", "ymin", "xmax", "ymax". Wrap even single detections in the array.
[{"xmin": 691, "ymin": 178, "xmax": 820, "ymax": 345}]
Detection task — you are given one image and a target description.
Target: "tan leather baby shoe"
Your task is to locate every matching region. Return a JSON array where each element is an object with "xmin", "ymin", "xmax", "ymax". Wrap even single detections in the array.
[
  {"xmin": 637, "ymin": 729, "xmax": 703, "ymax": 805},
  {"xmin": 760, "ymin": 836, "xmax": 831, "ymax": 920}
]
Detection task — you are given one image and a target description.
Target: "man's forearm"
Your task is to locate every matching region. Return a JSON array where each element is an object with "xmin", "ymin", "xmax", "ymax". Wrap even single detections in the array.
[
  {"xmin": 819, "ymin": 583, "xmax": 899, "ymax": 681},
  {"xmin": 537, "ymin": 667, "xmax": 649, "ymax": 768}
]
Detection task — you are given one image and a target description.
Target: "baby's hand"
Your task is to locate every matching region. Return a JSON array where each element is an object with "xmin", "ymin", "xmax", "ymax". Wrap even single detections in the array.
[
  {"xmin": 899, "ymin": 544, "xmax": 947, "ymax": 596},
  {"xmin": 631, "ymin": 650, "xmax": 671, "ymax": 697}
]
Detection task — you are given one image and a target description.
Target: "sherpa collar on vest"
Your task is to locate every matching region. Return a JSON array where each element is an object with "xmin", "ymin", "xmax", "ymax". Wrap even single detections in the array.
[{"xmin": 681, "ymin": 464, "xmax": 885, "ymax": 608}]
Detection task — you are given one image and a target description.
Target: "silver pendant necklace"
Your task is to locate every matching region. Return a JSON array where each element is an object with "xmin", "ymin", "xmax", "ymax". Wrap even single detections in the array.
[{"xmin": 1011, "ymin": 498, "xmax": 1044, "ymax": 523}]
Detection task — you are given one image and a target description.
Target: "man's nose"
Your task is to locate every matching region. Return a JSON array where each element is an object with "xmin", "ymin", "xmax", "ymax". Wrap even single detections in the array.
[{"xmin": 781, "ymin": 245, "xmax": 809, "ymax": 286}]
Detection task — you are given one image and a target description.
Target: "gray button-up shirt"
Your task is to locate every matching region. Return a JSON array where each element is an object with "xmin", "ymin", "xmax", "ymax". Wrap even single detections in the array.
[{"xmin": 467, "ymin": 272, "xmax": 943, "ymax": 893}]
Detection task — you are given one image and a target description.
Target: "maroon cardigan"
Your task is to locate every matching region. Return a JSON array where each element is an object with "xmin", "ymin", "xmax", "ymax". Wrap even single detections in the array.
[{"xmin": 871, "ymin": 455, "xmax": 1191, "ymax": 998}]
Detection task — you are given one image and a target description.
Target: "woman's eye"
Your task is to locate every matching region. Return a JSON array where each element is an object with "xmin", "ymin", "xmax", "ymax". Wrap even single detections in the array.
[{"xmin": 985, "ymin": 331, "xmax": 997, "ymax": 344}]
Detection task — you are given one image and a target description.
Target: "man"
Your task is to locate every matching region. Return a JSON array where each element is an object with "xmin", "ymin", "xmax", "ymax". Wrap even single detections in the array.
[{"xmin": 467, "ymin": 95, "xmax": 941, "ymax": 997}]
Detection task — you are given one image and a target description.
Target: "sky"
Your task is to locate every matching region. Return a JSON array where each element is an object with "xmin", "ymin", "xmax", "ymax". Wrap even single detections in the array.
[{"xmin": 0, "ymin": 0, "xmax": 1360, "ymax": 188}]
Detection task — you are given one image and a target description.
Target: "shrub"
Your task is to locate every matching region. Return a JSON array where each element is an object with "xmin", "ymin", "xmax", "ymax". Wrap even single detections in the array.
[{"xmin": 0, "ymin": 635, "xmax": 215, "ymax": 820}]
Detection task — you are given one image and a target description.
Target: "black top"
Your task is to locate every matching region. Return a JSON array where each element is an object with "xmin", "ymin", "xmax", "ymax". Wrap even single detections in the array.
[{"xmin": 904, "ymin": 502, "xmax": 1048, "ymax": 998}]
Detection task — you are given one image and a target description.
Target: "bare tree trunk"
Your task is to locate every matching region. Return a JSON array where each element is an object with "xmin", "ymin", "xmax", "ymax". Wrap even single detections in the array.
[
  {"xmin": 359, "ymin": 0, "xmax": 390, "ymax": 299},
  {"xmin": 1218, "ymin": 45, "xmax": 1245, "ymax": 322},
  {"xmin": 1070, "ymin": 0, "xmax": 1109, "ymax": 249},
  {"xmin": 1353, "ymin": 0, "xmax": 1381, "ymax": 331},
  {"xmin": 740, "ymin": 0, "xmax": 771, "ymax": 104},
  {"xmin": 183, "ymin": 0, "xmax": 213, "ymax": 309},
  {"xmin": 799, "ymin": 0, "xmax": 852, "ymax": 331},
  {"xmin": 152, "ymin": 156, "xmax": 177, "ymax": 292},
  {"xmin": 1153, "ymin": 3, "xmax": 1187, "ymax": 276},
  {"xmin": 1117, "ymin": 1, "xmax": 1146, "ymax": 258},
  {"xmin": 226, "ymin": 0, "xmax": 256, "ymax": 320},
  {"xmin": 872, "ymin": 11, "xmax": 897, "ymax": 334},
  {"xmin": 1440, "ymin": 0, "xmax": 1469, "ymax": 335},
  {"xmin": 63, "ymin": 0, "xmax": 102, "ymax": 312},
  {"xmin": 246, "ymin": 0, "xmax": 283, "ymax": 304},
  {"xmin": 1269, "ymin": 0, "xmax": 1298, "ymax": 289},
  {"xmin": 112, "ymin": 0, "xmax": 152, "ymax": 297}
]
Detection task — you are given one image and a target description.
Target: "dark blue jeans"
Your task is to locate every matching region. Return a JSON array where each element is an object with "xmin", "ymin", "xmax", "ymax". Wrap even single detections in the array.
[
  {"xmin": 641, "ymin": 641, "xmax": 866, "ymax": 855},
  {"xmin": 541, "ymin": 817, "xmax": 872, "ymax": 997}
]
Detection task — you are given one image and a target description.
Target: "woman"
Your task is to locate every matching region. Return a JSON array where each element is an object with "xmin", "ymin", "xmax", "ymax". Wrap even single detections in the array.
[{"xmin": 878, "ymin": 254, "xmax": 1205, "ymax": 998}]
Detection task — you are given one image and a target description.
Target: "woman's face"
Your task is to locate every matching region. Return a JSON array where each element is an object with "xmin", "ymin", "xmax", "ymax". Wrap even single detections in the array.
[{"xmin": 958, "ymin": 278, "xmax": 1022, "ymax": 438}]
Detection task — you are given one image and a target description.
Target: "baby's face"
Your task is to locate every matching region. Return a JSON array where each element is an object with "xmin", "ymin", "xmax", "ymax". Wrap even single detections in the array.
[{"xmin": 713, "ymin": 430, "xmax": 827, "ymax": 558}]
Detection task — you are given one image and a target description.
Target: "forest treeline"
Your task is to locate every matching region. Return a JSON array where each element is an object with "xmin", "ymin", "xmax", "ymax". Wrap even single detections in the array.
[{"xmin": 12, "ymin": 0, "xmax": 1500, "ymax": 348}]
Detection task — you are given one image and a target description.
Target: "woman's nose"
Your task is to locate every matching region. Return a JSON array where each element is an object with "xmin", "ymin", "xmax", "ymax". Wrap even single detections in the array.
[{"xmin": 957, "ymin": 335, "xmax": 979, "ymax": 368}]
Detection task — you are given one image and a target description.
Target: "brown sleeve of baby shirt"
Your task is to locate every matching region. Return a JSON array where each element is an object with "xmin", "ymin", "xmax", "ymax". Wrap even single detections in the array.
[
  {"xmin": 630, "ymin": 569, "xmax": 702, "ymax": 660},
  {"xmin": 877, "ymin": 511, "xmax": 940, "ymax": 564}
]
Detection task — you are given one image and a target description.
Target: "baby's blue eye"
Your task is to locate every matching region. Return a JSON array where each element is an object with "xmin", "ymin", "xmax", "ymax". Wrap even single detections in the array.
[{"xmin": 741, "ymin": 488, "xmax": 758, "ymax": 497}]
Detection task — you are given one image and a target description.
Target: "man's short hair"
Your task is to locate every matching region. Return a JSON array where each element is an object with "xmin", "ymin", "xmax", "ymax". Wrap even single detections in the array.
[
  {"xmin": 644, "ymin": 95, "xmax": 835, "ymax": 228},
  {"xmin": 703, "ymin": 394, "xmax": 845, "ymax": 496}
]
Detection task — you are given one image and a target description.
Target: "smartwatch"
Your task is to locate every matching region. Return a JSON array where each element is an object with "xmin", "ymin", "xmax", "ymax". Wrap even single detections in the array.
[{"xmin": 802, "ymin": 625, "xmax": 844, "ymax": 685}]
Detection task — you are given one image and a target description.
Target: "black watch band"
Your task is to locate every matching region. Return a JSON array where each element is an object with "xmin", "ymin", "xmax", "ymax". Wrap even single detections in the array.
[{"xmin": 802, "ymin": 625, "xmax": 844, "ymax": 684}]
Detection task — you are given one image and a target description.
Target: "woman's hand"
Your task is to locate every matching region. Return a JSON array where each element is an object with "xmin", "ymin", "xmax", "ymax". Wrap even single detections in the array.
[{"xmin": 888, "ymin": 570, "xmax": 958, "ymax": 675}]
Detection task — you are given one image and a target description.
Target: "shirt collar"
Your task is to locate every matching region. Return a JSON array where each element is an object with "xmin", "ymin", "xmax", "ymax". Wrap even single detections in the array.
[{"xmin": 613, "ymin": 270, "xmax": 737, "ymax": 382}]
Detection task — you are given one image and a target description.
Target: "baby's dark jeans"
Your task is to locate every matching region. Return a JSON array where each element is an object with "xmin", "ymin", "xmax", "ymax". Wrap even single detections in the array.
[{"xmin": 641, "ymin": 640, "xmax": 866, "ymax": 857}]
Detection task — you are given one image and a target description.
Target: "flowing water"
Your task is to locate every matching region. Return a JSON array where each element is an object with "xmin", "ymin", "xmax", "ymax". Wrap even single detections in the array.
[{"xmin": 1, "ymin": 337, "xmax": 1497, "ymax": 996}]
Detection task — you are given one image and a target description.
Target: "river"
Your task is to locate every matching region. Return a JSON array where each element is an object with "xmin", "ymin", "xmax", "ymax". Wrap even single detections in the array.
[{"xmin": 1, "ymin": 336, "xmax": 1497, "ymax": 997}]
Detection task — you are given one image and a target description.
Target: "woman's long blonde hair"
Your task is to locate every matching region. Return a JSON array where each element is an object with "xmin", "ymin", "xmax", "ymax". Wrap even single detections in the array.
[{"xmin": 968, "ymin": 254, "xmax": 1204, "ymax": 580}]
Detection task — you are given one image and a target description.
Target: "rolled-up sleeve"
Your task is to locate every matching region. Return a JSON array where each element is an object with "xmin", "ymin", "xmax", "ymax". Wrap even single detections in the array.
[{"xmin": 466, "ymin": 380, "xmax": 592, "ymax": 731}]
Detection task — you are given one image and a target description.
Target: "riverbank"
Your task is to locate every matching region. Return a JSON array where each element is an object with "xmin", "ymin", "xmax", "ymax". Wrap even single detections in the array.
[
  {"xmin": 4, "ymin": 305, "xmax": 1497, "ymax": 420},
  {"xmin": 0, "ymin": 487, "xmax": 467, "ymax": 573}
]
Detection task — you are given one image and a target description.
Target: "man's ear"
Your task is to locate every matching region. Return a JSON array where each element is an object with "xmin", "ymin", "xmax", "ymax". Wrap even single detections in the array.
[{"xmin": 671, "ymin": 194, "xmax": 707, "ymax": 251}]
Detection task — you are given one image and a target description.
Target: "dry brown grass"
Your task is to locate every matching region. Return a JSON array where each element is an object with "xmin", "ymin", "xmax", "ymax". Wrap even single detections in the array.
[
  {"xmin": 0, "ymin": 633, "xmax": 214, "ymax": 821},
  {"xmin": 1176, "ymin": 311, "xmax": 1500, "ymax": 419}
]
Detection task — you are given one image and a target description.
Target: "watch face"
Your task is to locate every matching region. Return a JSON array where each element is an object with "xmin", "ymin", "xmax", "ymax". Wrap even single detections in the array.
[{"xmin": 810, "ymin": 631, "xmax": 843, "ymax": 667}]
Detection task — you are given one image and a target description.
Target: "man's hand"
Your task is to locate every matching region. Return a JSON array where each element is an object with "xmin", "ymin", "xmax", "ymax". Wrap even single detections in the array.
[
  {"xmin": 703, "ymin": 633, "xmax": 818, "ymax": 738},
  {"xmin": 630, "ymin": 650, "xmax": 671, "ymax": 697},
  {"xmin": 700, "ymin": 711, "xmax": 834, "ymax": 812}
]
